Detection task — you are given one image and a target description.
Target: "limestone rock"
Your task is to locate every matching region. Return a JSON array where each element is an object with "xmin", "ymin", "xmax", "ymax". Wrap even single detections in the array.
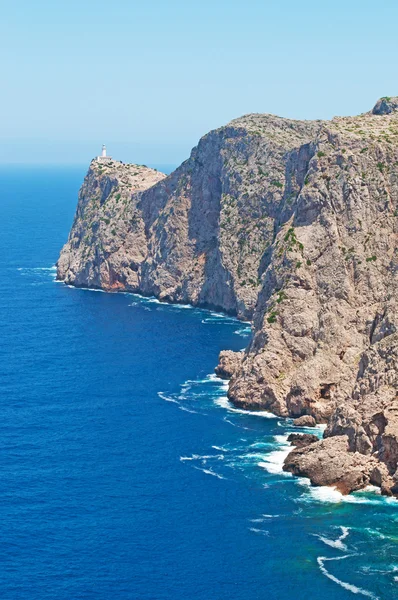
[
  {"xmin": 293, "ymin": 415, "xmax": 316, "ymax": 428},
  {"xmin": 57, "ymin": 160, "xmax": 166, "ymax": 291},
  {"xmin": 287, "ymin": 433, "xmax": 319, "ymax": 448},
  {"xmin": 372, "ymin": 96, "xmax": 398, "ymax": 115},
  {"xmin": 215, "ymin": 350, "xmax": 244, "ymax": 379},
  {"xmin": 283, "ymin": 435, "xmax": 378, "ymax": 493}
]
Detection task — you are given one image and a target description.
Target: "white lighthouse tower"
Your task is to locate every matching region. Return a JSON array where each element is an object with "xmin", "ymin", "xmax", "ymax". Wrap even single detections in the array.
[{"xmin": 97, "ymin": 144, "xmax": 111, "ymax": 162}]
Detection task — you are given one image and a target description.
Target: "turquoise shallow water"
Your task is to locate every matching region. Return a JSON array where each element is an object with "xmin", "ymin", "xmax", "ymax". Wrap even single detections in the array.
[{"xmin": 0, "ymin": 165, "xmax": 397, "ymax": 599}]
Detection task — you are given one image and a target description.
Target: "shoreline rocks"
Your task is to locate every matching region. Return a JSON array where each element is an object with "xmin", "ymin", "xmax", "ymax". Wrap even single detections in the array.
[
  {"xmin": 293, "ymin": 415, "xmax": 317, "ymax": 428},
  {"xmin": 287, "ymin": 433, "xmax": 319, "ymax": 448},
  {"xmin": 283, "ymin": 434, "xmax": 395, "ymax": 495},
  {"xmin": 215, "ymin": 350, "xmax": 244, "ymax": 379}
]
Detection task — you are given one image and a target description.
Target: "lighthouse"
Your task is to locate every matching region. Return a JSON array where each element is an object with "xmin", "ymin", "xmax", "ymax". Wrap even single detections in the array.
[{"xmin": 97, "ymin": 144, "xmax": 112, "ymax": 162}]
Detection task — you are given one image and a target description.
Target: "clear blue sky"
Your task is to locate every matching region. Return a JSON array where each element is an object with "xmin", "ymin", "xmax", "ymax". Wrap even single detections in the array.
[{"xmin": 1, "ymin": 0, "xmax": 397, "ymax": 166}]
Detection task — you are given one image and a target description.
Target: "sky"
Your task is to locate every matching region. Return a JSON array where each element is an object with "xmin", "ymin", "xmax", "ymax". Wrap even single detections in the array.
[{"xmin": 1, "ymin": 0, "xmax": 397, "ymax": 166}]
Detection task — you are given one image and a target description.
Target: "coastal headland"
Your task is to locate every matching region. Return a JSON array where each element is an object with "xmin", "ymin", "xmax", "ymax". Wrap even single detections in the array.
[{"xmin": 58, "ymin": 97, "xmax": 398, "ymax": 497}]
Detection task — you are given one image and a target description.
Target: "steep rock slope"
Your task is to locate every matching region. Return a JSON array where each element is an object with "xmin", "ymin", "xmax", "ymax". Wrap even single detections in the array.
[
  {"xmin": 57, "ymin": 161, "xmax": 166, "ymax": 290},
  {"xmin": 58, "ymin": 116, "xmax": 322, "ymax": 317},
  {"xmin": 58, "ymin": 98, "xmax": 398, "ymax": 495}
]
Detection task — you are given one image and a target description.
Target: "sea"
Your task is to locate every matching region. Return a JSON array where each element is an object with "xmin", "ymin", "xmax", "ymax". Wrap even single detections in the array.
[{"xmin": 0, "ymin": 164, "xmax": 397, "ymax": 600}]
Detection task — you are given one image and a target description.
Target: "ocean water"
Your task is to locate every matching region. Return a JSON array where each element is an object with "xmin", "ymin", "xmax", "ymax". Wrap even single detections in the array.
[{"xmin": 0, "ymin": 165, "xmax": 397, "ymax": 600}]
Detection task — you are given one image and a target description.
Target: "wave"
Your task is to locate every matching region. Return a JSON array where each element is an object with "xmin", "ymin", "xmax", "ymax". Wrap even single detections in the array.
[
  {"xmin": 250, "ymin": 514, "xmax": 280, "ymax": 523},
  {"xmin": 249, "ymin": 528, "xmax": 270, "ymax": 536},
  {"xmin": 315, "ymin": 526, "xmax": 350, "ymax": 551},
  {"xmin": 213, "ymin": 395, "xmax": 277, "ymax": 418},
  {"xmin": 298, "ymin": 480, "xmax": 398, "ymax": 506},
  {"xmin": 255, "ymin": 432, "xmax": 293, "ymax": 476},
  {"xmin": 233, "ymin": 326, "xmax": 252, "ymax": 337},
  {"xmin": 17, "ymin": 265, "xmax": 58, "ymax": 282},
  {"xmin": 158, "ymin": 392, "xmax": 180, "ymax": 405},
  {"xmin": 193, "ymin": 373, "xmax": 229, "ymax": 390},
  {"xmin": 63, "ymin": 285, "xmax": 106, "ymax": 293},
  {"xmin": 178, "ymin": 405, "xmax": 200, "ymax": 414},
  {"xmin": 317, "ymin": 555, "xmax": 379, "ymax": 599},
  {"xmin": 180, "ymin": 454, "xmax": 224, "ymax": 462},
  {"xmin": 223, "ymin": 417, "xmax": 251, "ymax": 430},
  {"xmin": 201, "ymin": 318, "xmax": 237, "ymax": 325},
  {"xmin": 362, "ymin": 528, "xmax": 387, "ymax": 541},
  {"xmin": 17, "ymin": 265, "xmax": 57, "ymax": 271},
  {"xmin": 192, "ymin": 466, "xmax": 227, "ymax": 480}
]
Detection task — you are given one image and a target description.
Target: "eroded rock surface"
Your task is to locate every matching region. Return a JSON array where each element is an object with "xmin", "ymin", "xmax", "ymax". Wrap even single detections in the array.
[
  {"xmin": 58, "ymin": 98, "xmax": 398, "ymax": 495},
  {"xmin": 215, "ymin": 350, "xmax": 244, "ymax": 379},
  {"xmin": 286, "ymin": 433, "xmax": 319, "ymax": 448},
  {"xmin": 293, "ymin": 415, "xmax": 316, "ymax": 428},
  {"xmin": 57, "ymin": 160, "xmax": 166, "ymax": 291}
]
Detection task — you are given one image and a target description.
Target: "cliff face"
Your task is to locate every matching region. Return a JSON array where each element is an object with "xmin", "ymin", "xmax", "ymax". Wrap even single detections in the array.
[
  {"xmin": 57, "ymin": 161, "xmax": 166, "ymax": 290},
  {"xmin": 58, "ymin": 116, "xmax": 321, "ymax": 317},
  {"xmin": 58, "ymin": 97, "xmax": 398, "ymax": 495}
]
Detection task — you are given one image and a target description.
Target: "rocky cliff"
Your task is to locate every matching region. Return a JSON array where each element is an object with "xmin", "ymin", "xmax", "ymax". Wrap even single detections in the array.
[{"xmin": 58, "ymin": 97, "xmax": 398, "ymax": 496}]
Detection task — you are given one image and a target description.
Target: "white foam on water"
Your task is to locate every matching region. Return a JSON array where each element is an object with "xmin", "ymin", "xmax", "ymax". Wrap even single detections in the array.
[
  {"xmin": 363, "ymin": 528, "xmax": 386, "ymax": 540},
  {"xmin": 250, "ymin": 518, "xmax": 267, "ymax": 523},
  {"xmin": 274, "ymin": 434, "xmax": 290, "ymax": 443},
  {"xmin": 209, "ymin": 311, "xmax": 234, "ymax": 319},
  {"xmin": 214, "ymin": 396, "xmax": 231, "ymax": 410},
  {"xmin": 250, "ymin": 514, "xmax": 280, "ymax": 523},
  {"xmin": 249, "ymin": 442, "xmax": 271, "ymax": 449},
  {"xmin": 18, "ymin": 266, "xmax": 57, "ymax": 272},
  {"xmin": 213, "ymin": 395, "xmax": 277, "ymax": 418},
  {"xmin": 238, "ymin": 451, "xmax": 271, "ymax": 461},
  {"xmin": 123, "ymin": 291, "xmax": 199, "ymax": 313},
  {"xmin": 144, "ymin": 297, "xmax": 162, "ymax": 304},
  {"xmin": 315, "ymin": 526, "xmax": 350, "ymax": 551},
  {"xmin": 249, "ymin": 528, "xmax": 270, "ymax": 536},
  {"xmin": 258, "ymin": 450, "xmax": 293, "ymax": 476},
  {"xmin": 202, "ymin": 319, "xmax": 235, "ymax": 325},
  {"xmin": 202, "ymin": 373, "xmax": 220, "ymax": 382},
  {"xmin": 360, "ymin": 564, "xmax": 398, "ymax": 575},
  {"xmin": 223, "ymin": 417, "xmax": 251, "ymax": 431},
  {"xmin": 298, "ymin": 480, "xmax": 398, "ymax": 506},
  {"xmin": 180, "ymin": 454, "xmax": 224, "ymax": 462},
  {"xmin": 234, "ymin": 326, "xmax": 252, "ymax": 337},
  {"xmin": 192, "ymin": 466, "xmax": 227, "ymax": 480},
  {"xmin": 158, "ymin": 392, "xmax": 180, "ymax": 405},
  {"xmin": 212, "ymin": 445, "xmax": 228, "ymax": 452},
  {"xmin": 178, "ymin": 405, "xmax": 199, "ymax": 414},
  {"xmin": 66, "ymin": 286, "xmax": 106, "ymax": 293},
  {"xmin": 171, "ymin": 303, "xmax": 194, "ymax": 310},
  {"xmin": 317, "ymin": 555, "xmax": 379, "ymax": 599},
  {"xmin": 256, "ymin": 433, "xmax": 293, "ymax": 476},
  {"xmin": 199, "ymin": 374, "xmax": 229, "ymax": 390}
]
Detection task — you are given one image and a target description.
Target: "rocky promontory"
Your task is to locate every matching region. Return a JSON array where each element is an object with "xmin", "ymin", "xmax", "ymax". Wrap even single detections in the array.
[{"xmin": 58, "ymin": 97, "xmax": 398, "ymax": 496}]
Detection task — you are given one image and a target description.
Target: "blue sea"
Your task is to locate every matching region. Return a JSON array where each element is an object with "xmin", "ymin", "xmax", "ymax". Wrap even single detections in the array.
[{"xmin": 1, "ymin": 165, "xmax": 397, "ymax": 600}]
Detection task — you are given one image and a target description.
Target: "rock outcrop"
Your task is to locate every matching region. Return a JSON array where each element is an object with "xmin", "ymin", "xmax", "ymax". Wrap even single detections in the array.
[
  {"xmin": 58, "ymin": 98, "xmax": 398, "ymax": 495},
  {"xmin": 286, "ymin": 433, "xmax": 319, "ymax": 448},
  {"xmin": 57, "ymin": 160, "xmax": 166, "ymax": 291},
  {"xmin": 293, "ymin": 415, "xmax": 316, "ymax": 428},
  {"xmin": 215, "ymin": 350, "xmax": 244, "ymax": 379},
  {"xmin": 283, "ymin": 435, "xmax": 392, "ymax": 494}
]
